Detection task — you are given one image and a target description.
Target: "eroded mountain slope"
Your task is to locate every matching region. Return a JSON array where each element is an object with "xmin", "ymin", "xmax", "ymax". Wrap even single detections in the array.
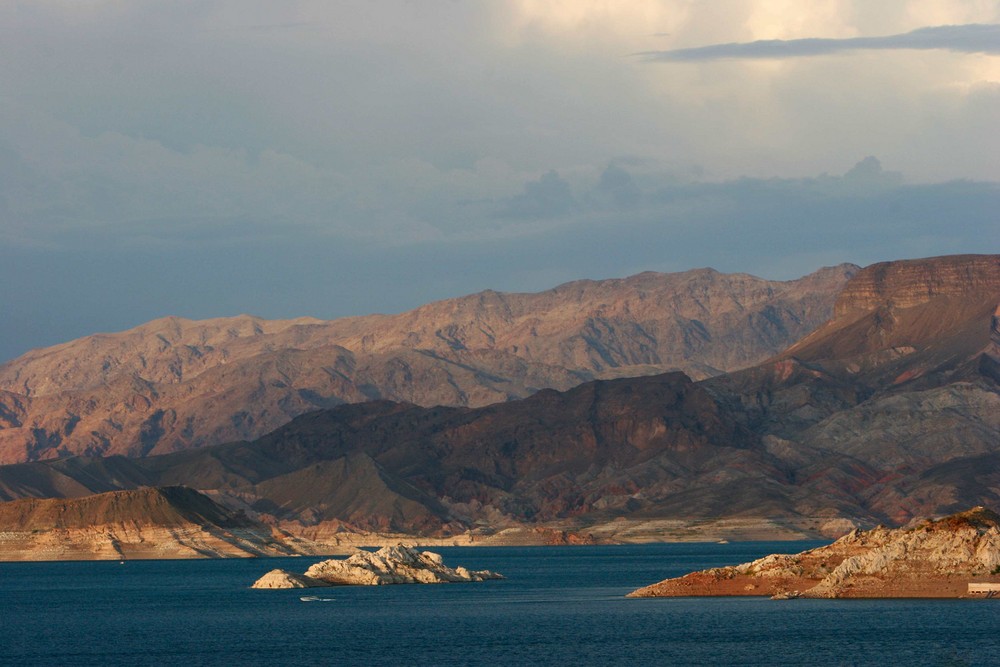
[{"xmin": 0, "ymin": 265, "xmax": 854, "ymax": 462}]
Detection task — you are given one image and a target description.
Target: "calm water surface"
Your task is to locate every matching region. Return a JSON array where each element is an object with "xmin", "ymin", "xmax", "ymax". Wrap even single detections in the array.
[{"xmin": 3, "ymin": 543, "xmax": 998, "ymax": 666}]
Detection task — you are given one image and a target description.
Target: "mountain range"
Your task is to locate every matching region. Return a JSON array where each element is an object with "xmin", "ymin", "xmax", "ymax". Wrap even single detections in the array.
[
  {"xmin": 0, "ymin": 264, "xmax": 854, "ymax": 462},
  {"xmin": 0, "ymin": 254, "xmax": 997, "ymax": 544}
]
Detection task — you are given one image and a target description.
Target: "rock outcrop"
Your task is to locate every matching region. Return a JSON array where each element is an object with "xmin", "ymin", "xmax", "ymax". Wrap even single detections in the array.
[
  {"xmin": 251, "ymin": 569, "xmax": 326, "ymax": 589},
  {"xmin": 251, "ymin": 545, "xmax": 502, "ymax": 588},
  {"xmin": 0, "ymin": 265, "xmax": 854, "ymax": 462},
  {"xmin": 628, "ymin": 507, "xmax": 1000, "ymax": 599},
  {"xmin": 833, "ymin": 254, "xmax": 1000, "ymax": 317}
]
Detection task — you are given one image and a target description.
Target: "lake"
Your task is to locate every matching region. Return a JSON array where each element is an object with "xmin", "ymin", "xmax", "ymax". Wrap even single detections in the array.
[{"xmin": 2, "ymin": 543, "xmax": 997, "ymax": 666}]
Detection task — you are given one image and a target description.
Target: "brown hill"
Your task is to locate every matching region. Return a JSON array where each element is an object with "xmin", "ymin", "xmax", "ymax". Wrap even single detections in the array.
[
  {"xmin": 628, "ymin": 506, "xmax": 1000, "ymax": 598},
  {"xmin": 0, "ymin": 265, "xmax": 855, "ymax": 463},
  {"xmin": 0, "ymin": 372, "xmax": 788, "ymax": 537},
  {"xmin": 705, "ymin": 254, "xmax": 1000, "ymax": 523},
  {"xmin": 0, "ymin": 486, "xmax": 302, "ymax": 560}
]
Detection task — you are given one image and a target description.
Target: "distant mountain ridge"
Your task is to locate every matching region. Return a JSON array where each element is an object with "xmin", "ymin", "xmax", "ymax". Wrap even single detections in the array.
[{"xmin": 0, "ymin": 264, "xmax": 855, "ymax": 463}]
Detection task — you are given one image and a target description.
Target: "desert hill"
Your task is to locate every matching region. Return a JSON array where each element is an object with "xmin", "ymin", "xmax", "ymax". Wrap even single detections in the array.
[
  {"xmin": 704, "ymin": 254, "xmax": 1000, "ymax": 523},
  {"xmin": 0, "ymin": 373, "xmax": 765, "ymax": 535},
  {"xmin": 0, "ymin": 265, "xmax": 854, "ymax": 463},
  {"xmin": 0, "ymin": 486, "xmax": 303, "ymax": 560}
]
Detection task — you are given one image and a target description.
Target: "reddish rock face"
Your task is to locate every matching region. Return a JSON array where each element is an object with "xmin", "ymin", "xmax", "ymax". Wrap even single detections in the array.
[{"xmin": 834, "ymin": 254, "xmax": 1000, "ymax": 317}]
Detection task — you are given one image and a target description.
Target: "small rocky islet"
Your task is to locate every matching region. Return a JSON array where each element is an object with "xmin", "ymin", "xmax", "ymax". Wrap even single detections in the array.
[
  {"xmin": 252, "ymin": 545, "xmax": 503, "ymax": 588},
  {"xmin": 629, "ymin": 507, "xmax": 1000, "ymax": 599}
]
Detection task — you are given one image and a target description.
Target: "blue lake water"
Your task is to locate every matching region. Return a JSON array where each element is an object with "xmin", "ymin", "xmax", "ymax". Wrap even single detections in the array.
[{"xmin": 2, "ymin": 542, "xmax": 998, "ymax": 666}]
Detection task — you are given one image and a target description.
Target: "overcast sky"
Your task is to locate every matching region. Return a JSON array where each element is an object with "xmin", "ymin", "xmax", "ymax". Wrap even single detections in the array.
[{"xmin": 2, "ymin": 1, "xmax": 999, "ymax": 362}]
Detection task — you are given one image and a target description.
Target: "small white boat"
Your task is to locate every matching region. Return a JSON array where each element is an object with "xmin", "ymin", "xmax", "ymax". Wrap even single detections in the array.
[{"xmin": 770, "ymin": 590, "xmax": 801, "ymax": 600}]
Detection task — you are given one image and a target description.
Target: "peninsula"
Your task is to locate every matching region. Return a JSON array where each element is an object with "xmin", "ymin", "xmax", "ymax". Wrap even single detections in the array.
[{"xmin": 629, "ymin": 507, "xmax": 1000, "ymax": 599}]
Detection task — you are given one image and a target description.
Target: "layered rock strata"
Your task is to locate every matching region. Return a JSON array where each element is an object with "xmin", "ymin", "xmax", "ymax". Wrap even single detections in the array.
[
  {"xmin": 252, "ymin": 545, "xmax": 503, "ymax": 588},
  {"xmin": 0, "ymin": 486, "xmax": 302, "ymax": 560},
  {"xmin": 628, "ymin": 507, "xmax": 1000, "ymax": 599},
  {"xmin": 833, "ymin": 254, "xmax": 1000, "ymax": 317}
]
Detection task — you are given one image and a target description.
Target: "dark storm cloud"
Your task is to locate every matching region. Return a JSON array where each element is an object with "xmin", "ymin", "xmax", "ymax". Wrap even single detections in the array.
[{"xmin": 639, "ymin": 24, "xmax": 1000, "ymax": 62}]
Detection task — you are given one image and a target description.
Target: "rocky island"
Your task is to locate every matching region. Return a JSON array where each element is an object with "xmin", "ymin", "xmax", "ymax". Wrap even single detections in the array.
[
  {"xmin": 252, "ymin": 545, "xmax": 503, "ymax": 588},
  {"xmin": 629, "ymin": 507, "xmax": 1000, "ymax": 599}
]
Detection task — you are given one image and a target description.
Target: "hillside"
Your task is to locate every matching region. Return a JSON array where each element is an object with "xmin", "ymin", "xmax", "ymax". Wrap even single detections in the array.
[
  {"xmin": 0, "ymin": 265, "xmax": 854, "ymax": 462},
  {"xmin": 705, "ymin": 254, "xmax": 1000, "ymax": 523},
  {"xmin": 0, "ymin": 373, "xmax": 767, "ymax": 537},
  {"xmin": 0, "ymin": 486, "xmax": 303, "ymax": 560}
]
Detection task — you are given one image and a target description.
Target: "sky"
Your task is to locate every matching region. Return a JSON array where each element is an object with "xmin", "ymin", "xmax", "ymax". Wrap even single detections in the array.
[{"xmin": 1, "ymin": 0, "xmax": 999, "ymax": 362}]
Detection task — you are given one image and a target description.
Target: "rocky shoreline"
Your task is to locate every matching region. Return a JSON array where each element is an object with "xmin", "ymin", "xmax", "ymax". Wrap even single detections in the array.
[
  {"xmin": 0, "ymin": 487, "xmax": 301, "ymax": 560},
  {"xmin": 2, "ymin": 482, "xmax": 860, "ymax": 561},
  {"xmin": 629, "ymin": 507, "xmax": 1000, "ymax": 599}
]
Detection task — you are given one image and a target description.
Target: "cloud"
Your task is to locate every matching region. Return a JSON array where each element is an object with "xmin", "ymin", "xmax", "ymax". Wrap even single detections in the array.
[
  {"xmin": 591, "ymin": 163, "xmax": 642, "ymax": 208},
  {"xmin": 496, "ymin": 170, "xmax": 577, "ymax": 219},
  {"xmin": 841, "ymin": 156, "xmax": 902, "ymax": 189},
  {"xmin": 639, "ymin": 23, "xmax": 1000, "ymax": 62},
  {"xmin": 1, "ymin": 3, "xmax": 999, "ymax": 361}
]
